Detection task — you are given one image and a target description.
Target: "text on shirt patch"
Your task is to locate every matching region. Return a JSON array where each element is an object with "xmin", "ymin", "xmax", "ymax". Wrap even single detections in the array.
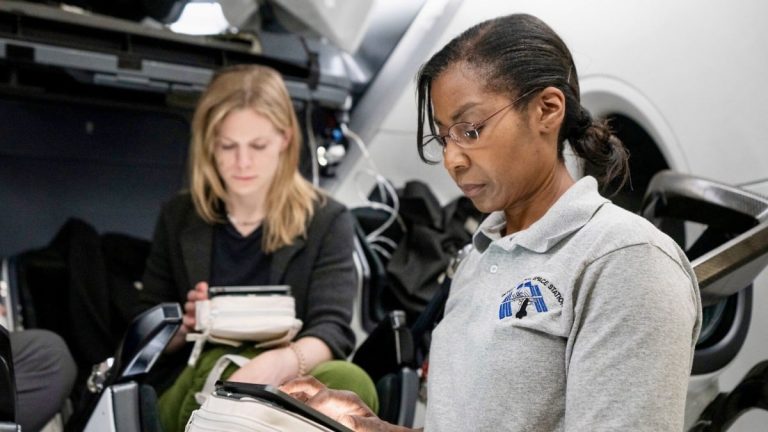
[
  {"xmin": 531, "ymin": 275, "xmax": 564, "ymax": 306},
  {"xmin": 498, "ymin": 276, "xmax": 563, "ymax": 320}
]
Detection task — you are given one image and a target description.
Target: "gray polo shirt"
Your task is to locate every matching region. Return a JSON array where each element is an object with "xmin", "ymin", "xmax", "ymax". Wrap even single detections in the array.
[{"xmin": 425, "ymin": 176, "xmax": 702, "ymax": 431}]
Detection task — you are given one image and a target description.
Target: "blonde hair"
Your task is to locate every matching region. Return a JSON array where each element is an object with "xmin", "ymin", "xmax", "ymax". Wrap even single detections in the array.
[{"xmin": 189, "ymin": 64, "xmax": 322, "ymax": 252}]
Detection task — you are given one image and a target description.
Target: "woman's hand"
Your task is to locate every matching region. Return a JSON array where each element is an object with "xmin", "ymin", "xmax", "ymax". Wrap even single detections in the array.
[
  {"xmin": 280, "ymin": 376, "xmax": 417, "ymax": 432},
  {"xmin": 166, "ymin": 281, "xmax": 209, "ymax": 352},
  {"xmin": 182, "ymin": 281, "xmax": 209, "ymax": 331}
]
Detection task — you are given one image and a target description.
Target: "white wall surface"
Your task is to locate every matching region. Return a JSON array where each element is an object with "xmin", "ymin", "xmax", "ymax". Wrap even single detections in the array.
[{"xmin": 338, "ymin": 0, "xmax": 768, "ymax": 200}]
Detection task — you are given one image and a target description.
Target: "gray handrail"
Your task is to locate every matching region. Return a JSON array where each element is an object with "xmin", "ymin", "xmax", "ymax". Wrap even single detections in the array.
[{"xmin": 693, "ymin": 220, "xmax": 768, "ymax": 306}]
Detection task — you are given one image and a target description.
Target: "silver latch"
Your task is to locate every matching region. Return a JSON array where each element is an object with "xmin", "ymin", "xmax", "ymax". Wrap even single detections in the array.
[{"xmin": 86, "ymin": 357, "xmax": 114, "ymax": 394}]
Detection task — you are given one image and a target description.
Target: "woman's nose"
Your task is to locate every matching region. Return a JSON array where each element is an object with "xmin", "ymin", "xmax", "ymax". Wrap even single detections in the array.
[
  {"xmin": 236, "ymin": 147, "xmax": 253, "ymax": 168},
  {"xmin": 443, "ymin": 140, "xmax": 469, "ymax": 173}
]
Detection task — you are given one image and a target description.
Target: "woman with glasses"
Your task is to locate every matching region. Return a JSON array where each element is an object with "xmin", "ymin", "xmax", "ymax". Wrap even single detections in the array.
[
  {"xmin": 138, "ymin": 64, "xmax": 377, "ymax": 432},
  {"xmin": 281, "ymin": 13, "xmax": 701, "ymax": 431}
]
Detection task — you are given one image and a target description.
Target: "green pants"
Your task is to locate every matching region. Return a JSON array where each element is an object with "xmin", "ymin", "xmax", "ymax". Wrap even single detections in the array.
[{"xmin": 158, "ymin": 345, "xmax": 379, "ymax": 432}]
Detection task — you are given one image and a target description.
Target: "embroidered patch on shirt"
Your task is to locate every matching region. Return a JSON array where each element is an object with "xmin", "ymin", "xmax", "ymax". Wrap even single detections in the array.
[{"xmin": 499, "ymin": 275, "xmax": 564, "ymax": 320}]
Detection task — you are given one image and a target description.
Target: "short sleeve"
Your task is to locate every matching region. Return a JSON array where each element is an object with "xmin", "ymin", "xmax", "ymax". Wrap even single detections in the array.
[{"xmin": 565, "ymin": 243, "xmax": 699, "ymax": 431}]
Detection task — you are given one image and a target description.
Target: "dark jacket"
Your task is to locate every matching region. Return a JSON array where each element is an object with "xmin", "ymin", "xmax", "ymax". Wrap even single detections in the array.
[{"xmin": 139, "ymin": 193, "xmax": 357, "ymax": 359}]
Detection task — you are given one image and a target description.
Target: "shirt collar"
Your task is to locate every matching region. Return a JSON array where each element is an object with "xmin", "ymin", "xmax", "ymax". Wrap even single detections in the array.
[{"xmin": 473, "ymin": 176, "xmax": 609, "ymax": 253}]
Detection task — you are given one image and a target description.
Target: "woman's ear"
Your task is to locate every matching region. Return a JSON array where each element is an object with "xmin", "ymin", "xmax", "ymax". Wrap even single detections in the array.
[
  {"xmin": 533, "ymin": 86, "xmax": 565, "ymax": 134},
  {"xmin": 280, "ymin": 130, "xmax": 292, "ymax": 152}
]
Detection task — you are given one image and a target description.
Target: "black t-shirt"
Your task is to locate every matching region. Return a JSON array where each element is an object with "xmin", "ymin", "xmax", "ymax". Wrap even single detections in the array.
[{"xmin": 209, "ymin": 222, "xmax": 272, "ymax": 286}]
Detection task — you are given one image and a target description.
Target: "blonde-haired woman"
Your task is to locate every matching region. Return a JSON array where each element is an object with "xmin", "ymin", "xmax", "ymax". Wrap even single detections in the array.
[{"xmin": 139, "ymin": 64, "xmax": 376, "ymax": 432}]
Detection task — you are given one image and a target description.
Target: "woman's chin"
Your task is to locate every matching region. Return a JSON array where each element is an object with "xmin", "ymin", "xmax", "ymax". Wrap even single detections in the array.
[
  {"xmin": 468, "ymin": 197, "xmax": 495, "ymax": 214},
  {"xmin": 226, "ymin": 186, "xmax": 260, "ymax": 200}
]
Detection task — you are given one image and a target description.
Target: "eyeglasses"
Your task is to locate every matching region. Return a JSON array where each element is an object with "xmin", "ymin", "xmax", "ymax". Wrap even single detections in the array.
[{"xmin": 420, "ymin": 88, "xmax": 540, "ymax": 163}]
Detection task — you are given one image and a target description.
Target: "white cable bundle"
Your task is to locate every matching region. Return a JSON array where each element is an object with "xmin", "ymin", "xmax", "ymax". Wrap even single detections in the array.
[{"xmin": 342, "ymin": 123, "xmax": 407, "ymax": 260}]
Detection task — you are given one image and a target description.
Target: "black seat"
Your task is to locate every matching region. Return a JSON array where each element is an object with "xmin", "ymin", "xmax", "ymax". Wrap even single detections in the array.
[
  {"xmin": 349, "ymin": 178, "xmax": 479, "ymax": 428},
  {"xmin": 0, "ymin": 325, "xmax": 19, "ymax": 432},
  {"xmin": 351, "ymin": 223, "xmax": 465, "ymax": 427},
  {"xmin": 351, "ymin": 214, "xmax": 419, "ymax": 426},
  {"xmin": 71, "ymin": 303, "xmax": 181, "ymax": 432},
  {"xmin": 641, "ymin": 170, "xmax": 768, "ymax": 430},
  {"xmin": 1, "ymin": 219, "xmax": 152, "ymax": 371},
  {"xmin": 0, "ymin": 302, "xmax": 181, "ymax": 432},
  {"xmin": 690, "ymin": 360, "xmax": 768, "ymax": 432},
  {"xmin": 642, "ymin": 170, "xmax": 768, "ymax": 375},
  {"xmin": 352, "ymin": 310, "xmax": 418, "ymax": 426}
]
